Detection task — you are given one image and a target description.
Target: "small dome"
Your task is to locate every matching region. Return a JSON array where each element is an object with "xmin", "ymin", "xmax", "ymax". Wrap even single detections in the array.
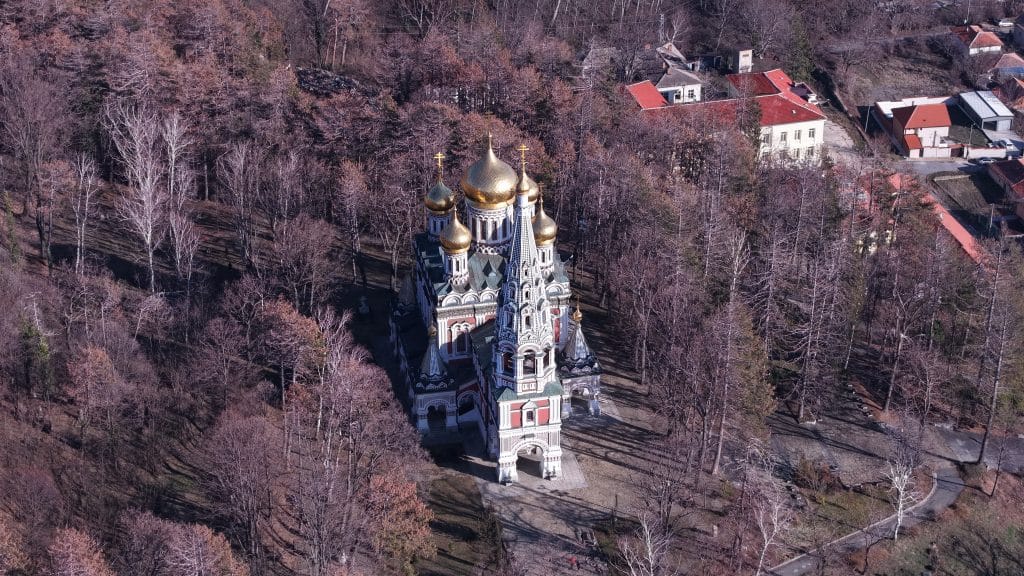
[
  {"xmin": 532, "ymin": 195, "xmax": 557, "ymax": 245},
  {"xmin": 425, "ymin": 179, "xmax": 455, "ymax": 213},
  {"xmin": 440, "ymin": 207, "xmax": 472, "ymax": 253},
  {"xmin": 571, "ymin": 304, "xmax": 583, "ymax": 323},
  {"xmin": 460, "ymin": 137, "xmax": 517, "ymax": 208},
  {"xmin": 517, "ymin": 170, "xmax": 539, "ymax": 203}
]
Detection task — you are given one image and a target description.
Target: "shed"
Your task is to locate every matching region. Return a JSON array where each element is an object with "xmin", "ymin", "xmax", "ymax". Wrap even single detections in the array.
[{"xmin": 959, "ymin": 91, "xmax": 1015, "ymax": 131}]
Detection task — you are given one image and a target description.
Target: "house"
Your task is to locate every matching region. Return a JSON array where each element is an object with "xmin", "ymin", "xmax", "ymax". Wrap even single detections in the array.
[
  {"xmin": 725, "ymin": 69, "xmax": 827, "ymax": 161},
  {"xmin": 995, "ymin": 77, "xmax": 1024, "ymax": 114},
  {"xmin": 1014, "ymin": 15, "xmax": 1024, "ymax": 46},
  {"xmin": 727, "ymin": 48, "xmax": 753, "ymax": 73},
  {"xmin": 951, "ymin": 25, "xmax": 1003, "ymax": 56},
  {"xmin": 958, "ymin": 90, "xmax": 1015, "ymax": 131},
  {"xmin": 656, "ymin": 67, "xmax": 704, "ymax": 103},
  {"xmin": 989, "ymin": 52, "xmax": 1024, "ymax": 80},
  {"xmin": 988, "ymin": 159, "xmax": 1024, "ymax": 221},
  {"xmin": 652, "ymin": 69, "xmax": 825, "ymax": 161},
  {"xmin": 626, "ymin": 80, "xmax": 668, "ymax": 110},
  {"xmin": 892, "ymin": 103, "xmax": 951, "ymax": 156},
  {"xmin": 872, "ymin": 97, "xmax": 953, "ymax": 158}
]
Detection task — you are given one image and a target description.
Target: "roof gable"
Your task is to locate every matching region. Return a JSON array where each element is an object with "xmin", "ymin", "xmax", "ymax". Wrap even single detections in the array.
[
  {"xmin": 892, "ymin": 103, "xmax": 950, "ymax": 129},
  {"xmin": 626, "ymin": 81, "xmax": 668, "ymax": 110},
  {"xmin": 951, "ymin": 25, "xmax": 1003, "ymax": 49}
]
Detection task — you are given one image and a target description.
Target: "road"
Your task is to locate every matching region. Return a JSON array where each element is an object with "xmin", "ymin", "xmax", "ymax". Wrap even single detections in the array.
[{"xmin": 769, "ymin": 463, "xmax": 964, "ymax": 576}]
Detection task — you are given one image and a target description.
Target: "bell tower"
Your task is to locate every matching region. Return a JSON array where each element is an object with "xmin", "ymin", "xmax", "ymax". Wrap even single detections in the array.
[{"xmin": 491, "ymin": 144, "xmax": 563, "ymax": 483}]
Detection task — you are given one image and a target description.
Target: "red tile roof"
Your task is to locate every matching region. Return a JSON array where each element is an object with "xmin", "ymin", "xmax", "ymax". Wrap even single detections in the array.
[
  {"xmin": 757, "ymin": 94, "xmax": 826, "ymax": 125},
  {"xmin": 992, "ymin": 51, "xmax": 1024, "ymax": 69},
  {"xmin": 924, "ymin": 193, "xmax": 983, "ymax": 263},
  {"xmin": 891, "ymin": 103, "xmax": 950, "ymax": 129},
  {"xmin": 951, "ymin": 25, "xmax": 1003, "ymax": 49},
  {"xmin": 626, "ymin": 81, "xmax": 668, "ymax": 110},
  {"xmin": 902, "ymin": 133, "xmax": 922, "ymax": 152},
  {"xmin": 726, "ymin": 69, "xmax": 825, "ymax": 124},
  {"xmin": 727, "ymin": 72, "xmax": 778, "ymax": 96},
  {"xmin": 988, "ymin": 158, "xmax": 1024, "ymax": 197}
]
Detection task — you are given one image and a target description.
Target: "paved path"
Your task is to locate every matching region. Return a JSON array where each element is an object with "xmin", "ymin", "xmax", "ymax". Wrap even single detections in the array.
[{"xmin": 769, "ymin": 462, "xmax": 964, "ymax": 576}]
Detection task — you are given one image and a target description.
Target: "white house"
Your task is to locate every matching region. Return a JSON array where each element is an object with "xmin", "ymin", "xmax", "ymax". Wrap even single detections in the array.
[
  {"xmin": 727, "ymin": 69, "xmax": 827, "ymax": 161},
  {"xmin": 951, "ymin": 25, "xmax": 1003, "ymax": 56},
  {"xmin": 656, "ymin": 67, "xmax": 704, "ymax": 103}
]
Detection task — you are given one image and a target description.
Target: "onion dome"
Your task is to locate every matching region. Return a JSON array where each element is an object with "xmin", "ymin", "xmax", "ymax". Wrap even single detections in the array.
[
  {"xmin": 532, "ymin": 193, "xmax": 558, "ymax": 245},
  {"xmin": 518, "ymin": 170, "xmax": 540, "ymax": 203},
  {"xmin": 514, "ymin": 143, "xmax": 540, "ymax": 202},
  {"xmin": 426, "ymin": 152, "xmax": 455, "ymax": 213},
  {"xmin": 460, "ymin": 135, "xmax": 517, "ymax": 208},
  {"xmin": 439, "ymin": 206, "xmax": 472, "ymax": 254},
  {"xmin": 571, "ymin": 302, "xmax": 583, "ymax": 323},
  {"xmin": 425, "ymin": 180, "xmax": 455, "ymax": 213}
]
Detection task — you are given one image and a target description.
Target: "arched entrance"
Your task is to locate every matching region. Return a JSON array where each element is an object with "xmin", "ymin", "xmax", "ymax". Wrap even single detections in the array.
[
  {"xmin": 497, "ymin": 439, "xmax": 563, "ymax": 483},
  {"xmin": 515, "ymin": 443, "xmax": 545, "ymax": 479},
  {"xmin": 426, "ymin": 405, "xmax": 446, "ymax": 432}
]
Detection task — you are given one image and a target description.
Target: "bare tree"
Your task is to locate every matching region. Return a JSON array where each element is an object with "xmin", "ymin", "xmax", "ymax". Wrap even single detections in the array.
[
  {"xmin": 204, "ymin": 413, "xmax": 282, "ymax": 572},
  {"xmin": 71, "ymin": 154, "xmax": 100, "ymax": 276},
  {"xmin": 218, "ymin": 142, "xmax": 266, "ymax": 269},
  {"xmin": 49, "ymin": 528, "xmax": 116, "ymax": 576},
  {"xmin": 749, "ymin": 449, "xmax": 794, "ymax": 576},
  {"xmin": 0, "ymin": 52, "xmax": 62, "ymax": 259},
  {"xmin": 885, "ymin": 430, "xmax": 922, "ymax": 541},
  {"xmin": 616, "ymin": 512, "xmax": 677, "ymax": 576},
  {"xmin": 105, "ymin": 100, "xmax": 168, "ymax": 293}
]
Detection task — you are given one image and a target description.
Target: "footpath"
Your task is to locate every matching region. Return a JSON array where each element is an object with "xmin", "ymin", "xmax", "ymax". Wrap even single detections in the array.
[{"xmin": 770, "ymin": 452, "xmax": 966, "ymax": 575}]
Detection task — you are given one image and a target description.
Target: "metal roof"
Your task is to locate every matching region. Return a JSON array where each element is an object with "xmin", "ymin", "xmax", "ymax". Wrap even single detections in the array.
[{"xmin": 959, "ymin": 90, "xmax": 1014, "ymax": 120}]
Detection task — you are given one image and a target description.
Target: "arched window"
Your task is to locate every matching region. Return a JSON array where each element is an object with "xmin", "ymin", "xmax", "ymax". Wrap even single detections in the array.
[
  {"xmin": 523, "ymin": 355, "xmax": 536, "ymax": 375},
  {"xmin": 502, "ymin": 352, "xmax": 514, "ymax": 373},
  {"xmin": 450, "ymin": 323, "xmax": 470, "ymax": 354}
]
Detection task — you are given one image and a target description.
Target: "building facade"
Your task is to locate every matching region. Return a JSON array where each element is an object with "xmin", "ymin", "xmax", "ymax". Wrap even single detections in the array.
[{"xmin": 389, "ymin": 140, "xmax": 602, "ymax": 483}]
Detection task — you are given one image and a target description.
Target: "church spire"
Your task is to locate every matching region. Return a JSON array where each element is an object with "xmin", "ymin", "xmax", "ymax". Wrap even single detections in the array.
[
  {"xmin": 418, "ymin": 326, "xmax": 451, "ymax": 389},
  {"xmin": 562, "ymin": 305, "xmax": 599, "ymax": 372},
  {"xmin": 493, "ymin": 145, "xmax": 556, "ymax": 395}
]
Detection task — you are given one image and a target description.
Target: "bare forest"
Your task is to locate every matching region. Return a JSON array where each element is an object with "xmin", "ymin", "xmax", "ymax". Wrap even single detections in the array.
[{"xmin": 1, "ymin": 1, "xmax": 1024, "ymax": 575}]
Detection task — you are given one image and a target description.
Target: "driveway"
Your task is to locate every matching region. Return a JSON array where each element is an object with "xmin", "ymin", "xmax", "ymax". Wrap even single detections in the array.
[{"xmin": 901, "ymin": 158, "xmax": 976, "ymax": 177}]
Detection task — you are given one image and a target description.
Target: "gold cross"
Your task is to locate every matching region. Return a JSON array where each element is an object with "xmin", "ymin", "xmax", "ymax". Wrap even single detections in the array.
[
  {"xmin": 433, "ymin": 152, "xmax": 445, "ymax": 178},
  {"xmin": 517, "ymin": 143, "xmax": 529, "ymax": 170}
]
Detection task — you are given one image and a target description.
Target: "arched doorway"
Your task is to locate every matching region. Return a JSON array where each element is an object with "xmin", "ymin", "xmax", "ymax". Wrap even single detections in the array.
[
  {"xmin": 426, "ymin": 405, "xmax": 446, "ymax": 432},
  {"xmin": 515, "ymin": 443, "xmax": 545, "ymax": 479}
]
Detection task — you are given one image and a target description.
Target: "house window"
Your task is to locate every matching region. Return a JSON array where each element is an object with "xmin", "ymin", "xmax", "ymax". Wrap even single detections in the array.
[
  {"xmin": 761, "ymin": 132, "xmax": 771, "ymax": 145},
  {"xmin": 808, "ymin": 128, "xmax": 816, "ymax": 140},
  {"xmin": 686, "ymin": 89, "xmax": 695, "ymax": 100},
  {"xmin": 806, "ymin": 146, "xmax": 815, "ymax": 158},
  {"xmin": 794, "ymin": 129, "xmax": 802, "ymax": 140},
  {"xmin": 780, "ymin": 132, "xmax": 787, "ymax": 143},
  {"xmin": 793, "ymin": 148, "xmax": 801, "ymax": 159}
]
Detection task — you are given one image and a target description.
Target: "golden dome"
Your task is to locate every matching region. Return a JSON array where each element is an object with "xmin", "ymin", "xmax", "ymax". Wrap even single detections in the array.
[
  {"xmin": 439, "ymin": 207, "xmax": 472, "ymax": 254},
  {"xmin": 517, "ymin": 169, "xmax": 539, "ymax": 203},
  {"xmin": 571, "ymin": 304, "xmax": 583, "ymax": 323},
  {"xmin": 425, "ymin": 179, "xmax": 455, "ymax": 213},
  {"xmin": 460, "ymin": 136, "xmax": 517, "ymax": 208},
  {"xmin": 532, "ymin": 194, "xmax": 557, "ymax": 245}
]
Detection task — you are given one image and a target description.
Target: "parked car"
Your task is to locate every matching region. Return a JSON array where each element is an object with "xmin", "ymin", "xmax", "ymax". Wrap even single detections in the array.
[{"xmin": 995, "ymin": 17, "xmax": 1014, "ymax": 27}]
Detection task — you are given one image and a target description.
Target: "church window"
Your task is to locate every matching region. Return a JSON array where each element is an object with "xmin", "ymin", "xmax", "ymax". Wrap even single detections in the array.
[
  {"xmin": 523, "ymin": 355, "xmax": 536, "ymax": 375},
  {"xmin": 524, "ymin": 410, "xmax": 535, "ymax": 425},
  {"xmin": 503, "ymin": 352, "xmax": 513, "ymax": 373}
]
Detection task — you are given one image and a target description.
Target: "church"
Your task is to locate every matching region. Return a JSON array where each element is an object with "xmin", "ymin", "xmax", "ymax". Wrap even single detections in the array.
[{"xmin": 389, "ymin": 137, "xmax": 602, "ymax": 484}]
